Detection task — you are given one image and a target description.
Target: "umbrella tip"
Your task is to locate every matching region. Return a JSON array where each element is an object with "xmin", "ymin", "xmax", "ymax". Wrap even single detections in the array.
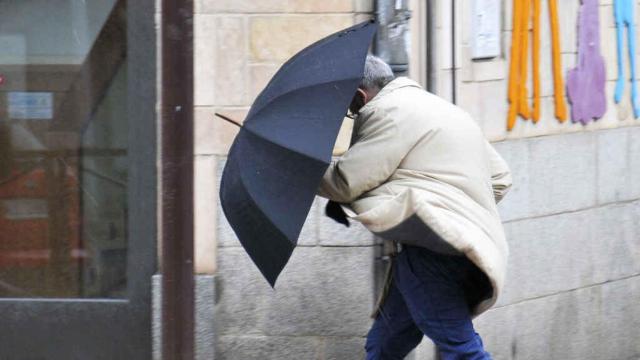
[{"xmin": 267, "ymin": 275, "xmax": 278, "ymax": 288}]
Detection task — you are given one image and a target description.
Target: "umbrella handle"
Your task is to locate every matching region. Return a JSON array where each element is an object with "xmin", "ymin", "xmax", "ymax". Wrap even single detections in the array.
[{"xmin": 214, "ymin": 113, "xmax": 242, "ymax": 128}]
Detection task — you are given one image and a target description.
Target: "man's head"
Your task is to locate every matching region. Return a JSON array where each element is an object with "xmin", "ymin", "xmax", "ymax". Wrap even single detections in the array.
[{"xmin": 349, "ymin": 55, "xmax": 395, "ymax": 116}]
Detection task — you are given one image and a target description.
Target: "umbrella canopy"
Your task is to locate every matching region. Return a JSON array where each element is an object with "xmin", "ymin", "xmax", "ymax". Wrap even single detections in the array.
[{"xmin": 220, "ymin": 20, "xmax": 377, "ymax": 286}]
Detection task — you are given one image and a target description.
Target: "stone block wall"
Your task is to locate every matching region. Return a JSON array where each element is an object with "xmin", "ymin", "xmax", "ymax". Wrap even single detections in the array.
[
  {"xmin": 174, "ymin": 0, "xmax": 640, "ymax": 358},
  {"xmin": 416, "ymin": 128, "xmax": 640, "ymax": 359},
  {"xmin": 483, "ymin": 129, "xmax": 640, "ymax": 359},
  {"xmin": 191, "ymin": 1, "xmax": 380, "ymax": 358},
  {"xmin": 191, "ymin": 0, "xmax": 375, "ymax": 276},
  {"xmin": 214, "ymin": 158, "xmax": 381, "ymax": 359},
  {"xmin": 413, "ymin": 1, "xmax": 640, "ymax": 358}
]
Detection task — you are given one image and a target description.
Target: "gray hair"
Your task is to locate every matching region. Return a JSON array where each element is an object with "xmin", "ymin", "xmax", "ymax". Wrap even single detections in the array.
[{"xmin": 361, "ymin": 55, "xmax": 395, "ymax": 91}]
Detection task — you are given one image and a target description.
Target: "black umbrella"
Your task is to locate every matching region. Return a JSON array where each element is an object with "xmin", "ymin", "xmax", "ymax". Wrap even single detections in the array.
[{"xmin": 218, "ymin": 20, "xmax": 377, "ymax": 286}]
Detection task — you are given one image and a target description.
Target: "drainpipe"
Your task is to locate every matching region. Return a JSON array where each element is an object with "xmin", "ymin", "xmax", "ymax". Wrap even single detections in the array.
[
  {"xmin": 160, "ymin": 0, "xmax": 195, "ymax": 358},
  {"xmin": 426, "ymin": 0, "xmax": 436, "ymax": 93},
  {"xmin": 451, "ymin": 0, "xmax": 457, "ymax": 104},
  {"xmin": 376, "ymin": 0, "xmax": 437, "ymax": 93},
  {"xmin": 375, "ymin": 0, "xmax": 412, "ymax": 76}
]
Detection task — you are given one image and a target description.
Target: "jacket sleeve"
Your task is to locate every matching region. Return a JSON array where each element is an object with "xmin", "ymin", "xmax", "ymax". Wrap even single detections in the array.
[
  {"xmin": 486, "ymin": 141, "xmax": 512, "ymax": 203},
  {"xmin": 317, "ymin": 115, "xmax": 412, "ymax": 203}
]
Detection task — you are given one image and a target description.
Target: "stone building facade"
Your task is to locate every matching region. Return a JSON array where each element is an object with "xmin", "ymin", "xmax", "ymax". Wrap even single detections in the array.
[{"xmin": 160, "ymin": 0, "xmax": 640, "ymax": 359}]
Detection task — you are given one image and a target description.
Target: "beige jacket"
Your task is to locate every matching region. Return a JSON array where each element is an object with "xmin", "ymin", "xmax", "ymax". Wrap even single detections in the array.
[{"xmin": 318, "ymin": 77, "xmax": 512, "ymax": 316}]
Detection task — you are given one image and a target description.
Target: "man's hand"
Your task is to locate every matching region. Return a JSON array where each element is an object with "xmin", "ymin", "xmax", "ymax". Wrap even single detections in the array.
[{"xmin": 325, "ymin": 200, "xmax": 350, "ymax": 227}]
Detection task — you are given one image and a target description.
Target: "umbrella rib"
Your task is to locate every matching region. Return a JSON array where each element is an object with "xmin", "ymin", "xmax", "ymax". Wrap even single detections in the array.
[
  {"xmin": 257, "ymin": 20, "xmax": 374, "ymax": 104},
  {"xmin": 249, "ymin": 76, "xmax": 362, "ymax": 121},
  {"xmin": 215, "ymin": 109, "xmax": 331, "ymax": 165},
  {"xmin": 232, "ymin": 130, "xmax": 327, "ymax": 236},
  {"xmin": 220, "ymin": 170, "xmax": 296, "ymax": 286},
  {"xmin": 243, "ymin": 76, "xmax": 362, "ymax": 165},
  {"xmin": 221, "ymin": 176, "xmax": 294, "ymax": 243},
  {"xmin": 241, "ymin": 125, "xmax": 332, "ymax": 166},
  {"xmin": 228, "ymin": 156, "xmax": 310, "ymax": 245}
]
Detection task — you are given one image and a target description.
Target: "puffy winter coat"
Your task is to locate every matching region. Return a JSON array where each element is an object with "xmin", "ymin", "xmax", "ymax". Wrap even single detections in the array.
[{"xmin": 318, "ymin": 77, "xmax": 512, "ymax": 315}]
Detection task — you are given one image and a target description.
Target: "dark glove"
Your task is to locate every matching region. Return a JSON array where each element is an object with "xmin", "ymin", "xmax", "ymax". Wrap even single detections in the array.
[{"xmin": 325, "ymin": 200, "xmax": 350, "ymax": 227}]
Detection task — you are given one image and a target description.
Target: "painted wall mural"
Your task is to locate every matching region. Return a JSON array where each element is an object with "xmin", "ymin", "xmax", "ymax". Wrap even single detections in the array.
[
  {"xmin": 566, "ymin": 0, "xmax": 607, "ymax": 125},
  {"xmin": 507, "ymin": 0, "xmax": 568, "ymax": 131},
  {"xmin": 614, "ymin": 0, "xmax": 640, "ymax": 118}
]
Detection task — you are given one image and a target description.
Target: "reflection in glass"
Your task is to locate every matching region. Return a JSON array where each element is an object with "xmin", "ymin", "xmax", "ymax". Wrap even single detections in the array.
[{"xmin": 0, "ymin": 0, "xmax": 127, "ymax": 298}]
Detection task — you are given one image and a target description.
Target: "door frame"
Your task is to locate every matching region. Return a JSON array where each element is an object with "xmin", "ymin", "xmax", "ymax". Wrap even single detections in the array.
[{"xmin": 0, "ymin": 0, "xmax": 158, "ymax": 358}]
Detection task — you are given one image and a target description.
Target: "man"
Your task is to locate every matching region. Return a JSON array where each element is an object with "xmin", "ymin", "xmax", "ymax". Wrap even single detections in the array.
[{"xmin": 317, "ymin": 56, "xmax": 512, "ymax": 359}]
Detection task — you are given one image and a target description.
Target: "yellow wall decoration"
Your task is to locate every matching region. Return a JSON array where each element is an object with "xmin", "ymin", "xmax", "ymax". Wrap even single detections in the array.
[{"xmin": 507, "ymin": 0, "xmax": 568, "ymax": 131}]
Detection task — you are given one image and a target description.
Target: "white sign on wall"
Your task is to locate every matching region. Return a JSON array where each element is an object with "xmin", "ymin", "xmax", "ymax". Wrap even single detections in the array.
[
  {"xmin": 471, "ymin": 0, "xmax": 501, "ymax": 59},
  {"xmin": 8, "ymin": 92, "xmax": 53, "ymax": 120}
]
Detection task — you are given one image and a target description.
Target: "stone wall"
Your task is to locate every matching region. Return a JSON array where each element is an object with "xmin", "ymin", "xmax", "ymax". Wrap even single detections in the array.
[
  {"xmin": 183, "ymin": 0, "xmax": 640, "ymax": 358},
  {"xmin": 414, "ymin": 127, "xmax": 640, "ymax": 359},
  {"xmin": 482, "ymin": 129, "xmax": 640, "ymax": 359},
  {"xmin": 192, "ymin": 1, "xmax": 380, "ymax": 358},
  {"xmin": 214, "ymin": 159, "xmax": 381, "ymax": 359},
  {"xmin": 413, "ymin": 1, "xmax": 640, "ymax": 358},
  {"xmin": 191, "ymin": 0, "xmax": 374, "ymax": 275}
]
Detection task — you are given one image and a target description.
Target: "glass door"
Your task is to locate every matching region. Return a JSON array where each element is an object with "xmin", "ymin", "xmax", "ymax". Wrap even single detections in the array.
[{"xmin": 0, "ymin": 0, "xmax": 156, "ymax": 358}]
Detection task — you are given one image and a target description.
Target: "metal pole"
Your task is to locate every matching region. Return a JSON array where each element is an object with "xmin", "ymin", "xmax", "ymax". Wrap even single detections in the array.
[
  {"xmin": 161, "ymin": 0, "xmax": 195, "ymax": 358},
  {"xmin": 451, "ymin": 0, "xmax": 457, "ymax": 104},
  {"xmin": 426, "ymin": 0, "xmax": 436, "ymax": 93}
]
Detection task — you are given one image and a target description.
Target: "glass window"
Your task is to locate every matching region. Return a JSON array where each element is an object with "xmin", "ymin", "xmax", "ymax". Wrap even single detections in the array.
[{"xmin": 0, "ymin": 0, "xmax": 127, "ymax": 298}]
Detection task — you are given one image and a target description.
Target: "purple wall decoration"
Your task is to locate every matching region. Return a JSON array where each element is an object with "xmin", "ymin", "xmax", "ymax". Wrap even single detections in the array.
[{"xmin": 566, "ymin": 0, "xmax": 607, "ymax": 125}]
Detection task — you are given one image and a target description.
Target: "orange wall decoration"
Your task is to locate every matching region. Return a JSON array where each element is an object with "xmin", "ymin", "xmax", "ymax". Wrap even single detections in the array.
[{"xmin": 507, "ymin": 0, "xmax": 568, "ymax": 131}]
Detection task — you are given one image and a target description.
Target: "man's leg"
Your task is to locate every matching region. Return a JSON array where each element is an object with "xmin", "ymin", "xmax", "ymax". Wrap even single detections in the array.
[
  {"xmin": 394, "ymin": 246, "xmax": 491, "ymax": 360},
  {"xmin": 365, "ymin": 275, "xmax": 424, "ymax": 360}
]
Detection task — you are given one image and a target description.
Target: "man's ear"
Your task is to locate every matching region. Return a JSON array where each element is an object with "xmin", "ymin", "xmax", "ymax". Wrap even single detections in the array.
[
  {"xmin": 349, "ymin": 88, "xmax": 368, "ymax": 115},
  {"xmin": 356, "ymin": 88, "xmax": 369, "ymax": 104}
]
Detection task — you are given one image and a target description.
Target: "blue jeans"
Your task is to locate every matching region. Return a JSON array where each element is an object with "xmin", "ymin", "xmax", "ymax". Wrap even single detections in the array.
[{"xmin": 365, "ymin": 245, "xmax": 492, "ymax": 360}]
